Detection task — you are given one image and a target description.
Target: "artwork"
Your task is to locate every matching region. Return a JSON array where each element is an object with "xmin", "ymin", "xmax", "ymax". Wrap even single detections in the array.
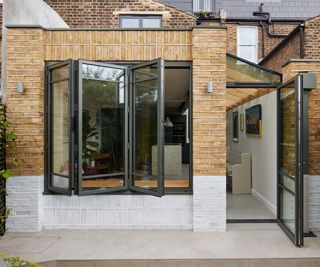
[
  {"xmin": 232, "ymin": 111, "xmax": 239, "ymax": 142},
  {"xmin": 240, "ymin": 114, "xmax": 244, "ymax": 131},
  {"xmin": 246, "ymin": 104, "xmax": 262, "ymax": 136}
]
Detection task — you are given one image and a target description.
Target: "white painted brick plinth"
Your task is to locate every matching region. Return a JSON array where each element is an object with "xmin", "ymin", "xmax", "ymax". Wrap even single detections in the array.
[
  {"xmin": 6, "ymin": 175, "xmax": 229, "ymax": 232},
  {"xmin": 6, "ymin": 176, "xmax": 43, "ymax": 232},
  {"xmin": 193, "ymin": 176, "xmax": 226, "ymax": 231},
  {"xmin": 43, "ymin": 194, "xmax": 193, "ymax": 229}
]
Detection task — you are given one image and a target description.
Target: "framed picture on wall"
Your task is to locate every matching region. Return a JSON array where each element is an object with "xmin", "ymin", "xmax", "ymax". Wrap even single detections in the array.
[
  {"xmin": 240, "ymin": 114, "xmax": 244, "ymax": 131},
  {"xmin": 245, "ymin": 104, "xmax": 262, "ymax": 136},
  {"xmin": 232, "ymin": 111, "xmax": 239, "ymax": 142}
]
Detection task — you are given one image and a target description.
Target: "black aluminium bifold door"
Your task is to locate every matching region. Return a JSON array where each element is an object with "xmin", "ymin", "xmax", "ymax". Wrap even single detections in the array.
[
  {"xmin": 76, "ymin": 59, "xmax": 165, "ymax": 196},
  {"xmin": 129, "ymin": 59, "xmax": 165, "ymax": 197},
  {"xmin": 277, "ymin": 73, "xmax": 315, "ymax": 247},
  {"xmin": 46, "ymin": 60, "xmax": 74, "ymax": 195}
]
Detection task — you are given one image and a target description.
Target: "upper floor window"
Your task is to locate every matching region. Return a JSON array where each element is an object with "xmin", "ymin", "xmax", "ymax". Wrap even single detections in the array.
[
  {"xmin": 237, "ymin": 26, "xmax": 258, "ymax": 63},
  {"xmin": 193, "ymin": 0, "xmax": 213, "ymax": 12},
  {"xmin": 120, "ymin": 15, "xmax": 162, "ymax": 29}
]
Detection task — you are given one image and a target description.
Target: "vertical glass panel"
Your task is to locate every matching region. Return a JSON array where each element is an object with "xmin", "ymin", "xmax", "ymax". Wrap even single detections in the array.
[
  {"xmin": 133, "ymin": 77, "xmax": 158, "ymax": 190},
  {"xmin": 81, "ymin": 64, "xmax": 125, "ymax": 191},
  {"xmin": 164, "ymin": 68, "xmax": 191, "ymax": 189},
  {"xmin": 280, "ymin": 83, "xmax": 296, "ymax": 177},
  {"xmin": 51, "ymin": 78, "xmax": 70, "ymax": 190},
  {"xmin": 279, "ymin": 81, "xmax": 296, "ymax": 236},
  {"xmin": 280, "ymin": 189, "xmax": 296, "ymax": 234}
]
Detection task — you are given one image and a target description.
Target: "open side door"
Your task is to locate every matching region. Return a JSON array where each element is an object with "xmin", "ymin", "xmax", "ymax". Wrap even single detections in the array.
[{"xmin": 277, "ymin": 73, "xmax": 315, "ymax": 246}]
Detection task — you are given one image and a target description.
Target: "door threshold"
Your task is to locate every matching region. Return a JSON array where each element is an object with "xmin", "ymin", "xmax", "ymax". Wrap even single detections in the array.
[{"xmin": 227, "ymin": 219, "xmax": 277, "ymax": 223}]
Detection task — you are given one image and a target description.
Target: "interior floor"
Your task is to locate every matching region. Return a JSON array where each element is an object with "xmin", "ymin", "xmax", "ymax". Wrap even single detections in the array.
[
  {"xmin": 82, "ymin": 164, "xmax": 190, "ymax": 188},
  {"xmin": 227, "ymin": 193, "xmax": 276, "ymax": 220}
]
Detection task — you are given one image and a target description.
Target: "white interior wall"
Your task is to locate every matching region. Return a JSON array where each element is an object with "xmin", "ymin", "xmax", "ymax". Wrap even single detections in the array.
[{"xmin": 227, "ymin": 91, "xmax": 277, "ymax": 215}]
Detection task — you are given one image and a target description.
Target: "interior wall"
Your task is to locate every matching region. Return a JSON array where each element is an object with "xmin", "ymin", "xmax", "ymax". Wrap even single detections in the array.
[{"xmin": 227, "ymin": 91, "xmax": 277, "ymax": 215}]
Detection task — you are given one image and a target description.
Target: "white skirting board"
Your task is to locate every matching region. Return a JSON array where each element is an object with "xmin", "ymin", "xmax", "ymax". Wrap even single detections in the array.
[{"xmin": 251, "ymin": 188, "xmax": 276, "ymax": 216}]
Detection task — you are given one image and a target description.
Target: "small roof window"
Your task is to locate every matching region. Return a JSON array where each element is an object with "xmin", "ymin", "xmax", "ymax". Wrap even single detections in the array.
[{"xmin": 227, "ymin": 53, "xmax": 282, "ymax": 88}]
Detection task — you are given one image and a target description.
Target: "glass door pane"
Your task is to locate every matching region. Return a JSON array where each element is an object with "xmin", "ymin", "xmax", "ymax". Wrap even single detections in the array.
[
  {"xmin": 278, "ymin": 76, "xmax": 304, "ymax": 246},
  {"xmin": 47, "ymin": 61, "xmax": 73, "ymax": 195},
  {"xmin": 78, "ymin": 61, "xmax": 128, "ymax": 195},
  {"xmin": 130, "ymin": 60, "xmax": 164, "ymax": 196}
]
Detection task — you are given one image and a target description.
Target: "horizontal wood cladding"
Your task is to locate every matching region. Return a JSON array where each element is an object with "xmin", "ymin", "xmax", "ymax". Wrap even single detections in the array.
[{"xmin": 44, "ymin": 30, "xmax": 193, "ymax": 61}]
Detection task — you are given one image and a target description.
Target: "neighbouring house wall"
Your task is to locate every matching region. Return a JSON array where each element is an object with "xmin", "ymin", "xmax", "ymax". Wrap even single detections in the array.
[
  {"xmin": 260, "ymin": 28, "xmax": 301, "ymax": 72},
  {"xmin": 6, "ymin": 26, "xmax": 228, "ymax": 232},
  {"xmin": 282, "ymin": 61, "xmax": 320, "ymax": 230},
  {"xmin": 304, "ymin": 16, "xmax": 320, "ymax": 59},
  {"xmin": 226, "ymin": 92, "xmax": 277, "ymax": 215},
  {"xmin": 44, "ymin": 0, "xmax": 196, "ymax": 29},
  {"xmin": 203, "ymin": 21, "xmax": 298, "ymax": 61}
]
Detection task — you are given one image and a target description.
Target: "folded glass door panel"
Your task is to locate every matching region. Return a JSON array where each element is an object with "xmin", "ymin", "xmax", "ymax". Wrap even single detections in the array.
[
  {"xmin": 46, "ymin": 61, "xmax": 74, "ymax": 195},
  {"xmin": 129, "ymin": 59, "xmax": 165, "ymax": 197},
  {"xmin": 78, "ymin": 61, "xmax": 128, "ymax": 195}
]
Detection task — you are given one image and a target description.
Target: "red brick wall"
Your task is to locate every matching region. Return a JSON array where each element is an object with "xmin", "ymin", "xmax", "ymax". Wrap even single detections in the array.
[
  {"xmin": 304, "ymin": 16, "xmax": 320, "ymax": 59},
  {"xmin": 260, "ymin": 28, "xmax": 301, "ymax": 72},
  {"xmin": 44, "ymin": 0, "xmax": 196, "ymax": 28}
]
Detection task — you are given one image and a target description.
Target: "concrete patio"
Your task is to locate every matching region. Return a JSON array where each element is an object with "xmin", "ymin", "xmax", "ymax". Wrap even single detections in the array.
[{"xmin": 0, "ymin": 223, "xmax": 320, "ymax": 265}]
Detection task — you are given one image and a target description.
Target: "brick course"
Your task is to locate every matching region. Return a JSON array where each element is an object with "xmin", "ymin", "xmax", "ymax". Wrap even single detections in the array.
[{"xmin": 44, "ymin": 0, "xmax": 196, "ymax": 29}]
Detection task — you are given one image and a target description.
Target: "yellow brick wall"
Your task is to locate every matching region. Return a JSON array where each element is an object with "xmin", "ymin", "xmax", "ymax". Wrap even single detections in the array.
[
  {"xmin": 192, "ymin": 28, "xmax": 227, "ymax": 176},
  {"xmin": 6, "ymin": 29, "xmax": 45, "ymax": 175},
  {"xmin": 283, "ymin": 61, "xmax": 320, "ymax": 175},
  {"xmin": 44, "ymin": 30, "xmax": 193, "ymax": 61},
  {"xmin": 6, "ymin": 26, "xmax": 227, "ymax": 177}
]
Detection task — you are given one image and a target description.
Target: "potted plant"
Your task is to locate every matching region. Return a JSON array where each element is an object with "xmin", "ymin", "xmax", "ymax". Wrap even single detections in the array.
[{"xmin": 194, "ymin": 10, "xmax": 215, "ymax": 19}]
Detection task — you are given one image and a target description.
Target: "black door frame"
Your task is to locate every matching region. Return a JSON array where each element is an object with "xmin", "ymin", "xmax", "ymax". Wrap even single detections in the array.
[{"xmin": 277, "ymin": 73, "xmax": 316, "ymax": 247}]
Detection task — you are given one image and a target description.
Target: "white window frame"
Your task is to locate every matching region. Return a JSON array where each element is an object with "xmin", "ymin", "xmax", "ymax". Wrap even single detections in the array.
[
  {"xmin": 193, "ymin": 0, "xmax": 213, "ymax": 12},
  {"xmin": 237, "ymin": 26, "xmax": 258, "ymax": 63}
]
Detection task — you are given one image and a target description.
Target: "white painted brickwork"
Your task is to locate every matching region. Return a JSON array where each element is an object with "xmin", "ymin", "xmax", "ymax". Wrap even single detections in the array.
[
  {"xmin": 309, "ymin": 175, "xmax": 320, "ymax": 230},
  {"xmin": 43, "ymin": 194, "xmax": 193, "ymax": 229},
  {"xmin": 193, "ymin": 176, "xmax": 226, "ymax": 231},
  {"xmin": 6, "ymin": 176, "xmax": 43, "ymax": 232},
  {"xmin": 6, "ymin": 175, "xmax": 229, "ymax": 231}
]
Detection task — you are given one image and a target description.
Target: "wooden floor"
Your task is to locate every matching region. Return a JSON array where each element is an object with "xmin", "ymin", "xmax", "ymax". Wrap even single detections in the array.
[{"xmin": 82, "ymin": 178, "xmax": 189, "ymax": 188}]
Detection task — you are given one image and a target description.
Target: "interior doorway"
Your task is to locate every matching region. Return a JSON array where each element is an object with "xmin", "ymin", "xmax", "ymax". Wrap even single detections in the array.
[{"xmin": 226, "ymin": 88, "xmax": 277, "ymax": 221}]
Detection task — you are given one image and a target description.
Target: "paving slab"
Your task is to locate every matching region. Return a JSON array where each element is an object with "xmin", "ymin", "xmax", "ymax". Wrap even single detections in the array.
[{"xmin": 0, "ymin": 224, "xmax": 319, "ymax": 264}]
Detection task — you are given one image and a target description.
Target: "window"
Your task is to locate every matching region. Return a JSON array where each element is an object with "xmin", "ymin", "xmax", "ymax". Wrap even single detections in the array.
[
  {"xmin": 120, "ymin": 15, "xmax": 162, "ymax": 29},
  {"xmin": 193, "ymin": 0, "xmax": 213, "ymax": 12},
  {"xmin": 45, "ymin": 60, "xmax": 192, "ymax": 196},
  {"xmin": 237, "ymin": 26, "xmax": 258, "ymax": 63}
]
